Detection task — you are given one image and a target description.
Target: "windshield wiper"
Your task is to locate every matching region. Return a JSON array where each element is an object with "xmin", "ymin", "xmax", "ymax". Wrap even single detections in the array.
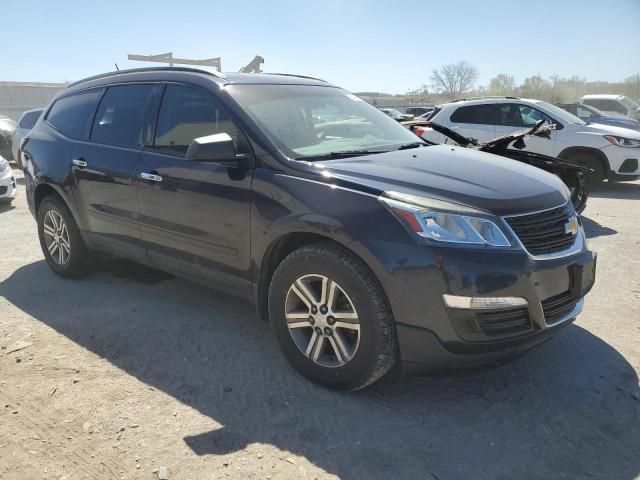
[
  {"xmin": 396, "ymin": 142, "xmax": 427, "ymax": 150},
  {"xmin": 295, "ymin": 150, "xmax": 389, "ymax": 161}
]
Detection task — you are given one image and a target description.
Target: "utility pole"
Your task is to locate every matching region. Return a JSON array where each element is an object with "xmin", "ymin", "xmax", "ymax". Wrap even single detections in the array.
[{"xmin": 127, "ymin": 52, "xmax": 222, "ymax": 71}]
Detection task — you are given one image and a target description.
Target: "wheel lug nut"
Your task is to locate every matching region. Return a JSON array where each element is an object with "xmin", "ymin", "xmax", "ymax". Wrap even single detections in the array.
[
  {"xmin": 327, "ymin": 316, "xmax": 335, "ymax": 325},
  {"xmin": 315, "ymin": 327, "xmax": 322, "ymax": 335},
  {"xmin": 319, "ymin": 305, "xmax": 328, "ymax": 314},
  {"xmin": 308, "ymin": 316, "xmax": 315, "ymax": 325},
  {"xmin": 311, "ymin": 306, "xmax": 318, "ymax": 314},
  {"xmin": 324, "ymin": 327, "xmax": 332, "ymax": 335}
]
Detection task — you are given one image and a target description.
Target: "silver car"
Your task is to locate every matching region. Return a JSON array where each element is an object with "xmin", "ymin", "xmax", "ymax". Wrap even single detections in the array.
[{"xmin": 11, "ymin": 108, "xmax": 43, "ymax": 168}]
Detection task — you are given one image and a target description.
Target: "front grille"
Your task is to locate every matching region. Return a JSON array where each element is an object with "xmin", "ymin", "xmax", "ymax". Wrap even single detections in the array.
[
  {"xmin": 542, "ymin": 290, "xmax": 579, "ymax": 324},
  {"xmin": 0, "ymin": 186, "xmax": 7, "ymax": 195},
  {"xmin": 506, "ymin": 203, "xmax": 577, "ymax": 255}
]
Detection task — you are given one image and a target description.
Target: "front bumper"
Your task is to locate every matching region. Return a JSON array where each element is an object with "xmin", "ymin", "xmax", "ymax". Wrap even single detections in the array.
[
  {"xmin": 603, "ymin": 144, "xmax": 640, "ymax": 178},
  {"xmin": 0, "ymin": 167, "xmax": 17, "ymax": 201},
  {"xmin": 361, "ymin": 236, "xmax": 596, "ymax": 369}
]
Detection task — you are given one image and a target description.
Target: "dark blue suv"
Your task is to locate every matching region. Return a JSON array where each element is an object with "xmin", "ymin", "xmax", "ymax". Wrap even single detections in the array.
[{"xmin": 21, "ymin": 68, "xmax": 596, "ymax": 390}]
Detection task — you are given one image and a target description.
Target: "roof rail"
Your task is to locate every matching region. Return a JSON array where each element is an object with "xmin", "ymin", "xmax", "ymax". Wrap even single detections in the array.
[
  {"xmin": 67, "ymin": 67, "xmax": 226, "ymax": 88},
  {"xmin": 452, "ymin": 95, "xmax": 519, "ymax": 102},
  {"xmin": 262, "ymin": 72, "xmax": 327, "ymax": 83}
]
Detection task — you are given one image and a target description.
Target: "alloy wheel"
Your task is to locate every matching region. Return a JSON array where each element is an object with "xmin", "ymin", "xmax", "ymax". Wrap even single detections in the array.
[
  {"xmin": 43, "ymin": 210, "xmax": 71, "ymax": 265},
  {"xmin": 285, "ymin": 274, "xmax": 361, "ymax": 368}
]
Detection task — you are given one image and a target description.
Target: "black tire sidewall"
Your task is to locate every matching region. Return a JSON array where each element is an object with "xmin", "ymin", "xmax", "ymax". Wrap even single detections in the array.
[{"xmin": 269, "ymin": 247, "xmax": 391, "ymax": 390}]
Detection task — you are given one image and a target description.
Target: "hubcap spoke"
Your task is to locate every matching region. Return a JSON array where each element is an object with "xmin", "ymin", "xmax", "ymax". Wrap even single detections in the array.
[
  {"xmin": 291, "ymin": 280, "xmax": 317, "ymax": 309},
  {"xmin": 48, "ymin": 240, "xmax": 59, "ymax": 255},
  {"xmin": 333, "ymin": 321, "xmax": 360, "ymax": 331},
  {"xmin": 43, "ymin": 224, "xmax": 56, "ymax": 238},
  {"xmin": 332, "ymin": 311, "xmax": 358, "ymax": 322},
  {"xmin": 328, "ymin": 335, "xmax": 348, "ymax": 365},
  {"xmin": 310, "ymin": 335, "xmax": 325, "ymax": 362}
]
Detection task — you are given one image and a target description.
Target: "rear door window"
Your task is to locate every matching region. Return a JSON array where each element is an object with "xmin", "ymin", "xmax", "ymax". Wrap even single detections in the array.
[
  {"xmin": 91, "ymin": 84, "xmax": 156, "ymax": 148},
  {"xmin": 450, "ymin": 104, "xmax": 497, "ymax": 124},
  {"xmin": 153, "ymin": 84, "xmax": 239, "ymax": 156},
  {"xmin": 46, "ymin": 90, "xmax": 102, "ymax": 139},
  {"xmin": 19, "ymin": 111, "xmax": 42, "ymax": 129}
]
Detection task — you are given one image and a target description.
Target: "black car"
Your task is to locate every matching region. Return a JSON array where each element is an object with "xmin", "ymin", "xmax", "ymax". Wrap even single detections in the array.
[
  {"xmin": 22, "ymin": 68, "xmax": 596, "ymax": 390},
  {"xmin": 404, "ymin": 119, "xmax": 593, "ymax": 214}
]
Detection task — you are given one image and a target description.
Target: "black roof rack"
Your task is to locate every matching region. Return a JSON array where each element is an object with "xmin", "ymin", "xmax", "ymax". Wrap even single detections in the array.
[
  {"xmin": 67, "ymin": 67, "xmax": 225, "ymax": 88},
  {"xmin": 452, "ymin": 96, "xmax": 520, "ymax": 102},
  {"xmin": 262, "ymin": 72, "xmax": 327, "ymax": 83}
]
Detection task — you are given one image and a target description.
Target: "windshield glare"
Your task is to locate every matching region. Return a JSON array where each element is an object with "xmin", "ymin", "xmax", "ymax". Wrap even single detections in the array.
[
  {"xmin": 229, "ymin": 85, "xmax": 423, "ymax": 159},
  {"xmin": 538, "ymin": 101, "xmax": 587, "ymax": 126}
]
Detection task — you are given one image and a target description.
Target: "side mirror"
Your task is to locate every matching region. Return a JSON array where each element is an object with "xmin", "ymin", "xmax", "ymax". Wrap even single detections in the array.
[{"xmin": 185, "ymin": 133, "xmax": 244, "ymax": 162}]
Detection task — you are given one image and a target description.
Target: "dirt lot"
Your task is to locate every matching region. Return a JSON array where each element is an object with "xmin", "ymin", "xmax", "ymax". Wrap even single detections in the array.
[{"xmin": 1, "ymin": 167, "xmax": 639, "ymax": 480}]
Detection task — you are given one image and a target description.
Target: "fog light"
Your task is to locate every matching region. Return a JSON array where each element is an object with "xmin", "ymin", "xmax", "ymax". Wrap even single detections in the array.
[{"xmin": 442, "ymin": 294, "xmax": 528, "ymax": 309}]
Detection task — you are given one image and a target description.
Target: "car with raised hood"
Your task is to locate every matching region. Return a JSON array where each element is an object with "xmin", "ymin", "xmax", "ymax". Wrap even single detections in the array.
[
  {"xmin": 11, "ymin": 108, "xmax": 44, "ymax": 168},
  {"xmin": 422, "ymin": 97, "xmax": 640, "ymax": 186},
  {"xmin": 407, "ymin": 119, "xmax": 592, "ymax": 214},
  {"xmin": 579, "ymin": 94, "xmax": 640, "ymax": 120},
  {"xmin": 22, "ymin": 68, "xmax": 596, "ymax": 390},
  {"xmin": 557, "ymin": 103, "xmax": 640, "ymax": 132}
]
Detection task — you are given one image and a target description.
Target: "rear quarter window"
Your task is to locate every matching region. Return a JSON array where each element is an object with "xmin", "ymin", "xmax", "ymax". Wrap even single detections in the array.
[
  {"xmin": 46, "ymin": 90, "xmax": 102, "ymax": 139},
  {"xmin": 450, "ymin": 104, "xmax": 496, "ymax": 124}
]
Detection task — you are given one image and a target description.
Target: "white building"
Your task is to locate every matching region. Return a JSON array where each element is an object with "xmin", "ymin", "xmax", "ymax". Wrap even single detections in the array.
[{"xmin": 0, "ymin": 81, "xmax": 67, "ymax": 121}]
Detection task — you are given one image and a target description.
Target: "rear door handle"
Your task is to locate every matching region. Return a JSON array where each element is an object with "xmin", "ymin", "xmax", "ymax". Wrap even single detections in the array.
[
  {"xmin": 72, "ymin": 158, "xmax": 87, "ymax": 168},
  {"xmin": 140, "ymin": 172, "xmax": 163, "ymax": 183}
]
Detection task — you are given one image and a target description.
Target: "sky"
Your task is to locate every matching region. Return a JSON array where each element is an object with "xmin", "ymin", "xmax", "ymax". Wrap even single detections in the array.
[{"xmin": 2, "ymin": 0, "xmax": 640, "ymax": 93}]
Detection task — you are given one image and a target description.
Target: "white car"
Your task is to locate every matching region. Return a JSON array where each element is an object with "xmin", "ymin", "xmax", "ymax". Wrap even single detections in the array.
[
  {"xmin": 0, "ymin": 155, "xmax": 17, "ymax": 203},
  {"xmin": 420, "ymin": 97, "xmax": 640, "ymax": 185},
  {"xmin": 579, "ymin": 94, "xmax": 640, "ymax": 120}
]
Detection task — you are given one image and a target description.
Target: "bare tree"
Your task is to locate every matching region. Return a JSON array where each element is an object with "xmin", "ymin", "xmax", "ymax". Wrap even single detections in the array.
[{"xmin": 430, "ymin": 61, "xmax": 479, "ymax": 99}]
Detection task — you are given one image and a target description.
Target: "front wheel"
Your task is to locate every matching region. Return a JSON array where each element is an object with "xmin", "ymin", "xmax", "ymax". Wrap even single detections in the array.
[{"xmin": 268, "ymin": 242, "xmax": 398, "ymax": 391}]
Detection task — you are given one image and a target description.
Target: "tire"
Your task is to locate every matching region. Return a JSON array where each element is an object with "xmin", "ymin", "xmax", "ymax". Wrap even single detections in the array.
[
  {"xmin": 37, "ymin": 196, "xmax": 94, "ymax": 278},
  {"xmin": 563, "ymin": 151, "xmax": 606, "ymax": 190},
  {"xmin": 268, "ymin": 241, "xmax": 398, "ymax": 391}
]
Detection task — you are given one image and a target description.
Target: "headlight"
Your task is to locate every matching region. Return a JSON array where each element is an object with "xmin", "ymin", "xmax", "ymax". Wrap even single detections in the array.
[
  {"xmin": 604, "ymin": 135, "xmax": 640, "ymax": 148},
  {"xmin": 380, "ymin": 193, "xmax": 511, "ymax": 247}
]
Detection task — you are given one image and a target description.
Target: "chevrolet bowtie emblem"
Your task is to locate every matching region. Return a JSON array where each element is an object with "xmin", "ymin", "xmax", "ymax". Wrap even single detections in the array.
[{"xmin": 564, "ymin": 215, "xmax": 579, "ymax": 236}]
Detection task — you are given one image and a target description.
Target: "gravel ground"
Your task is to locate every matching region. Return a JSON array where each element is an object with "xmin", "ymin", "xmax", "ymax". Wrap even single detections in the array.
[{"xmin": 1, "ymin": 167, "xmax": 639, "ymax": 480}]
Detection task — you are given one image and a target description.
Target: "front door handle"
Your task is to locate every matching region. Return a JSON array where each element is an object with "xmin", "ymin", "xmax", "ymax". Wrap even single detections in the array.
[
  {"xmin": 72, "ymin": 158, "xmax": 87, "ymax": 168},
  {"xmin": 140, "ymin": 172, "xmax": 163, "ymax": 183}
]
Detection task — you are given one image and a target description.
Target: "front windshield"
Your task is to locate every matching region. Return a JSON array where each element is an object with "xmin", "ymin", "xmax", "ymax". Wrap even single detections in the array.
[
  {"xmin": 538, "ymin": 101, "xmax": 587, "ymax": 126},
  {"xmin": 228, "ymin": 84, "xmax": 423, "ymax": 159}
]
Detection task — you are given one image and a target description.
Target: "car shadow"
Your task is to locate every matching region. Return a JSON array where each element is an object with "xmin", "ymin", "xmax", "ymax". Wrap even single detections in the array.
[
  {"xmin": 0, "ymin": 202, "xmax": 16, "ymax": 214},
  {"xmin": 1, "ymin": 260, "xmax": 639, "ymax": 480},
  {"xmin": 581, "ymin": 215, "xmax": 617, "ymax": 239},
  {"xmin": 590, "ymin": 181, "xmax": 640, "ymax": 200}
]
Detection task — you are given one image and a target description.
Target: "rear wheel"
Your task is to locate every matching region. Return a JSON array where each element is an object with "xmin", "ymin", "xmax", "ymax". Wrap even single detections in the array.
[
  {"xmin": 268, "ymin": 242, "xmax": 398, "ymax": 391},
  {"xmin": 37, "ymin": 196, "xmax": 94, "ymax": 277},
  {"xmin": 563, "ymin": 151, "xmax": 606, "ymax": 190}
]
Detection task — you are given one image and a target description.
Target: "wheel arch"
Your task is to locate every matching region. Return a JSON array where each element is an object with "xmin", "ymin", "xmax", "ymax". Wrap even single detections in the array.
[
  {"xmin": 557, "ymin": 147, "xmax": 610, "ymax": 179},
  {"xmin": 33, "ymin": 182, "xmax": 86, "ymax": 233},
  {"xmin": 255, "ymin": 231, "xmax": 391, "ymax": 324}
]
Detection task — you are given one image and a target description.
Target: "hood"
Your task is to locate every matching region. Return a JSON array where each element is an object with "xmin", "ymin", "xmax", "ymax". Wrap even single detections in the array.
[
  {"xmin": 319, "ymin": 145, "xmax": 569, "ymax": 216},
  {"xmin": 591, "ymin": 116, "xmax": 640, "ymax": 131},
  {"xmin": 575, "ymin": 122, "xmax": 640, "ymax": 139}
]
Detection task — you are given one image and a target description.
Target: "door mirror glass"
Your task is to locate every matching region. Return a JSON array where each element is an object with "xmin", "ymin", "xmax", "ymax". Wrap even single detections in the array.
[{"xmin": 185, "ymin": 133, "xmax": 239, "ymax": 162}]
